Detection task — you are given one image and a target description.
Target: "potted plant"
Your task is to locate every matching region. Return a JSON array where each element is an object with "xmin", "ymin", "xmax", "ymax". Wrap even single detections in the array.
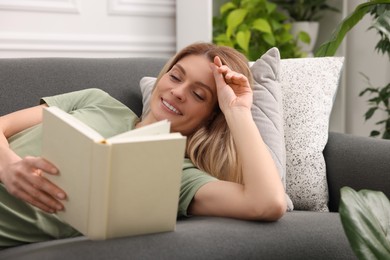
[
  {"xmin": 271, "ymin": 0, "xmax": 340, "ymax": 55},
  {"xmin": 339, "ymin": 187, "xmax": 390, "ymax": 259},
  {"xmin": 213, "ymin": 0, "xmax": 303, "ymax": 60},
  {"xmin": 316, "ymin": 0, "xmax": 390, "ymax": 139}
]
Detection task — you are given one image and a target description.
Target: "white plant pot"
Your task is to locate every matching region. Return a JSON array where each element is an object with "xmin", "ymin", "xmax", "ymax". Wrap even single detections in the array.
[{"xmin": 291, "ymin": 21, "xmax": 320, "ymax": 55}]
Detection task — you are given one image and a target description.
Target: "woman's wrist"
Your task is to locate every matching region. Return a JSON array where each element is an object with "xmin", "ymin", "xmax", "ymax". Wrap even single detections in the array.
[
  {"xmin": 223, "ymin": 107, "xmax": 253, "ymax": 127},
  {"xmin": 0, "ymin": 142, "xmax": 21, "ymax": 181}
]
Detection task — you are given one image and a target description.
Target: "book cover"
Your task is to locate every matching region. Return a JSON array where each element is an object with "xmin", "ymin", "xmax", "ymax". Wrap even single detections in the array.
[{"xmin": 41, "ymin": 106, "xmax": 186, "ymax": 240}]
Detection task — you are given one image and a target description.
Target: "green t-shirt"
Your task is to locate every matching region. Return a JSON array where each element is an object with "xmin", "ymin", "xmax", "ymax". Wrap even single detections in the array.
[{"xmin": 1, "ymin": 89, "xmax": 216, "ymax": 246}]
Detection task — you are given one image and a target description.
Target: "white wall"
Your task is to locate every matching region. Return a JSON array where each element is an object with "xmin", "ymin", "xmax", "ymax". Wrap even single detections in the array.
[
  {"xmin": 0, "ymin": 0, "xmax": 176, "ymax": 58},
  {"xmin": 316, "ymin": 0, "xmax": 348, "ymax": 133},
  {"xmin": 176, "ymin": 0, "xmax": 212, "ymax": 51}
]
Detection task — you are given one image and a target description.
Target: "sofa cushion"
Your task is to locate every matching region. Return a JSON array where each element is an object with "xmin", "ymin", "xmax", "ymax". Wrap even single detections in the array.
[
  {"xmin": 250, "ymin": 48, "xmax": 286, "ymax": 190},
  {"xmin": 0, "ymin": 212, "xmax": 356, "ymax": 259},
  {"xmin": 0, "ymin": 57, "xmax": 167, "ymax": 117},
  {"xmin": 280, "ymin": 56, "xmax": 344, "ymax": 211}
]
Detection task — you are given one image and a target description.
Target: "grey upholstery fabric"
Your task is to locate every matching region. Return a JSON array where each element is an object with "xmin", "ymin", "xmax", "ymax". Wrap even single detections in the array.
[
  {"xmin": 0, "ymin": 212, "xmax": 356, "ymax": 260},
  {"xmin": 0, "ymin": 57, "xmax": 167, "ymax": 117},
  {"xmin": 1, "ymin": 57, "xmax": 388, "ymax": 259},
  {"xmin": 324, "ymin": 132, "xmax": 390, "ymax": 212}
]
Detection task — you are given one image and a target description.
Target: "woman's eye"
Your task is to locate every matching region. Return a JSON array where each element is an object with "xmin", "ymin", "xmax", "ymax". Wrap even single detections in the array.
[
  {"xmin": 193, "ymin": 92, "xmax": 205, "ymax": 101},
  {"xmin": 170, "ymin": 74, "xmax": 180, "ymax": 82}
]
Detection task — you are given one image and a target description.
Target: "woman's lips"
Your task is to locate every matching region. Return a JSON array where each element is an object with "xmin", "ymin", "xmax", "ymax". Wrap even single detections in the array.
[{"xmin": 161, "ymin": 98, "xmax": 182, "ymax": 115}]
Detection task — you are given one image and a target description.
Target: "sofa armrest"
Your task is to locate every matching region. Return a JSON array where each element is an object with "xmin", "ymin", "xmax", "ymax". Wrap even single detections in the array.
[{"xmin": 324, "ymin": 132, "xmax": 390, "ymax": 212}]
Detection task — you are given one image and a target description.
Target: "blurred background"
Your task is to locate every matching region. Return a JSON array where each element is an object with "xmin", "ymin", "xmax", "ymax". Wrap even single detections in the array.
[{"xmin": 0, "ymin": 0, "xmax": 389, "ymax": 138}]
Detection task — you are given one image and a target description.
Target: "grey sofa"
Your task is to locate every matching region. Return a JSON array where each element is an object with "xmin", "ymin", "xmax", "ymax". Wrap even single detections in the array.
[{"xmin": 1, "ymin": 57, "xmax": 389, "ymax": 260}]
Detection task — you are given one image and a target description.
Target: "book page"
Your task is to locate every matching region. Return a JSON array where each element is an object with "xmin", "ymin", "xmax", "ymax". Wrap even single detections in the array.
[{"xmin": 107, "ymin": 120, "xmax": 171, "ymax": 143}]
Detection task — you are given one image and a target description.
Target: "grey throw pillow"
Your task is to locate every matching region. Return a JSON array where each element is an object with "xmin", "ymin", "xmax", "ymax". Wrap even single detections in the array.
[{"xmin": 250, "ymin": 47, "xmax": 286, "ymax": 188}]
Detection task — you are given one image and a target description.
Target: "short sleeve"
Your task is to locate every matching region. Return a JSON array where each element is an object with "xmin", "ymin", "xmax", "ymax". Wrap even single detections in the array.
[
  {"xmin": 41, "ymin": 89, "xmax": 138, "ymax": 139},
  {"xmin": 41, "ymin": 88, "xmax": 118, "ymax": 113},
  {"xmin": 178, "ymin": 158, "xmax": 217, "ymax": 217}
]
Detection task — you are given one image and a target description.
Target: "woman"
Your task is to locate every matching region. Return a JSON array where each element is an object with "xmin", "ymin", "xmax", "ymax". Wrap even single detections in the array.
[{"xmin": 0, "ymin": 43, "xmax": 287, "ymax": 246}]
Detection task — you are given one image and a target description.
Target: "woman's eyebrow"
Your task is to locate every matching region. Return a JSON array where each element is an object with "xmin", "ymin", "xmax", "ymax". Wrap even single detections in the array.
[
  {"xmin": 174, "ymin": 64, "xmax": 186, "ymax": 75},
  {"xmin": 175, "ymin": 64, "xmax": 214, "ymax": 93}
]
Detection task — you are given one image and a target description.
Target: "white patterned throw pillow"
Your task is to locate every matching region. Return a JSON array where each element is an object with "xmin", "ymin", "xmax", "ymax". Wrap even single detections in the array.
[{"xmin": 280, "ymin": 57, "xmax": 344, "ymax": 211}]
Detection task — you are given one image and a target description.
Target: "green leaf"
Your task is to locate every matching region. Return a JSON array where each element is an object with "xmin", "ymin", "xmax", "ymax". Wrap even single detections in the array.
[
  {"xmin": 339, "ymin": 187, "xmax": 390, "ymax": 259},
  {"xmin": 252, "ymin": 18, "xmax": 272, "ymax": 34},
  {"xmin": 315, "ymin": 0, "xmax": 390, "ymax": 57},
  {"xmin": 265, "ymin": 1, "xmax": 277, "ymax": 14},
  {"xmin": 236, "ymin": 29, "xmax": 251, "ymax": 52},
  {"xmin": 376, "ymin": 119, "xmax": 387, "ymax": 125},
  {"xmin": 298, "ymin": 31, "xmax": 311, "ymax": 44},
  {"xmin": 370, "ymin": 10, "xmax": 390, "ymax": 40},
  {"xmin": 368, "ymin": 96, "xmax": 382, "ymax": 105},
  {"xmin": 359, "ymin": 87, "xmax": 379, "ymax": 96},
  {"xmin": 278, "ymin": 32, "xmax": 294, "ymax": 44},
  {"xmin": 370, "ymin": 130, "xmax": 381, "ymax": 137},
  {"xmin": 263, "ymin": 33, "xmax": 276, "ymax": 46},
  {"xmin": 220, "ymin": 2, "xmax": 237, "ymax": 15},
  {"xmin": 226, "ymin": 9, "xmax": 248, "ymax": 39},
  {"xmin": 382, "ymin": 131, "xmax": 390, "ymax": 139},
  {"xmin": 365, "ymin": 107, "xmax": 378, "ymax": 120}
]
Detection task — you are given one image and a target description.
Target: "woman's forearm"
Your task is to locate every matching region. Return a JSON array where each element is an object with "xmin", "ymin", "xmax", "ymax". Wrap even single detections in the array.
[
  {"xmin": 0, "ymin": 131, "xmax": 21, "ymax": 183},
  {"xmin": 224, "ymin": 107, "xmax": 287, "ymax": 216},
  {"xmin": 0, "ymin": 105, "xmax": 46, "ymax": 181}
]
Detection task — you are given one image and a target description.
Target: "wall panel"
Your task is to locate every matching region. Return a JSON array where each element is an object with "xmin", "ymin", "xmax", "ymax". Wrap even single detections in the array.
[
  {"xmin": 0, "ymin": 0, "xmax": 176, "ymax": 58},
  {"xmin": 0, "ymin": 0, "xmax": 79, "ymax": 13}
]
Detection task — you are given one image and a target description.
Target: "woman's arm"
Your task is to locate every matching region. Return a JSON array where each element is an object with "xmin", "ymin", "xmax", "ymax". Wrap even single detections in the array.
[
  {"xmin": 0, "ymin": 105, "xmax": 46, "ymax": 164},
  {"xmin": 0, "ymin": 105, "xmax": 66, "ymax": 213},
  {"xmin": 189, "ymin": 57, "xmax": 287, "ymax": 221}
]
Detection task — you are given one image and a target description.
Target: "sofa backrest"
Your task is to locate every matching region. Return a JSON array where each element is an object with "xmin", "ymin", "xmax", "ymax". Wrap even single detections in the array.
[{"xmin": 0, "ymin": 57, "xmax": 168, "ymax": 117}]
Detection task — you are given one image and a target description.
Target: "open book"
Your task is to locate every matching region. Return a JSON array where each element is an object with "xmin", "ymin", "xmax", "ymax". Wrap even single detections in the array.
[{"xmin": 41, "ymin": 106, "xmax": 186, "ymax": 240}]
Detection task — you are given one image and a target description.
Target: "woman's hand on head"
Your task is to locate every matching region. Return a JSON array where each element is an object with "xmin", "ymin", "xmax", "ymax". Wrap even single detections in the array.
[
  {"xmin": 1, "ymin": 156, "xmax": 66, "ymax": 214},
  {"xmin": 210, "ymin": 56, "xmax": 253, "ymax": 113}
]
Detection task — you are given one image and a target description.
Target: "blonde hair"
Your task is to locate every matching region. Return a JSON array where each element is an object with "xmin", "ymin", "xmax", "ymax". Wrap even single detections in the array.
[{"xmin": 155, "ymin": 42, "xmax": 253, "ymax": 184}]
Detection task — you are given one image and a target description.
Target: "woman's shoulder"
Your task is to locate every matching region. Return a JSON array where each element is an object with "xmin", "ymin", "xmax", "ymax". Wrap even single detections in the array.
[
  {"xmin": 78, "ymin": 88, "xmax": 109, "ymax": 96},
  {"xmin": 182, "ymin": 158, "xmax": 217, "ymax": 180}
]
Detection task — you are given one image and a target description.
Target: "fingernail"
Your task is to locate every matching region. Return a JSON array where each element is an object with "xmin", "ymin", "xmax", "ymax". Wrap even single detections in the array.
[
  {"xmin": 56, "ymin": 205, "xmax": 63, "ymax": 211},
  {"xmin": 57, "ymin": 193, "xmax": 66, "ymax": 199}
]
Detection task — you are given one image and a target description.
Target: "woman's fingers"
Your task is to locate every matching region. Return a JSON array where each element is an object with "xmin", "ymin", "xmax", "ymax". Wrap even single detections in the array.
[
  {"xmin": 5, "ymin": 156, "xmax": 66, "ymax": 213},
  {"xmin": 213, "ymin": 57, "xmax": 249, "ymax": 87},
  {"xmin": 211, "ymin": 56, "xmax": 253, "ymax": 111},
  {"xmin": 16, "ymin": 185, "xmax": 62, "ymax": 213},
  {"xmin": 214, "ymin": 55, "xmax": 223, "ymax": 67},
  {"xmin": 211, "ymin": 57, "xmax": 228, "ymax": 89},
  {"xmin": 24, "ymin": 156, "xmax": 58, "ymax": 175}
]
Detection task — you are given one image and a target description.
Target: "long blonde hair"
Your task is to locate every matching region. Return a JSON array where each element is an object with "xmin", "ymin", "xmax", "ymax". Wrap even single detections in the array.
[{"xmin": 155, "ymin": 42, "xmax": 253, "ymax": 184}]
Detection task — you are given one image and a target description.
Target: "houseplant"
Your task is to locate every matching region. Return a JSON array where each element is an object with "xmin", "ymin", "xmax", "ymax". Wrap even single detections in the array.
[
  {"xmin": 339, "ymin": 187, "xmax": 390, "ymax": 259},
  {"xmin": 271, "ymin": 0, "xmax": 340, "ymax": 22},
  {"xmin": 316, "ymin": 0, "xmax": 390, "ymax": 139},
  {"xmin": 213, "ymin": 0, "xmax": 303, "ymax": 60},
  {"xmin": 271, "ymin": 0, "xmax": 340, "ymax": 54}
]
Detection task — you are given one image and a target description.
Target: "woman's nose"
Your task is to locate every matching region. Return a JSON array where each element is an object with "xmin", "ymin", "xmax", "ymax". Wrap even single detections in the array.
[{"xmin": 170, "ymin": 85, "xmax": 186, "ymax": 102}]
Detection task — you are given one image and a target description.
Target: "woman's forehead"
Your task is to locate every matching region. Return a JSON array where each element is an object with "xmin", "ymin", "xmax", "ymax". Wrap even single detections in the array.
[
  {"xmin": 174, "ymin": 55, "xmax": 217, "ymax": 91},
  {"xmin": 175, "ymin": 56, "xmax": 213, "ymax": 76}
]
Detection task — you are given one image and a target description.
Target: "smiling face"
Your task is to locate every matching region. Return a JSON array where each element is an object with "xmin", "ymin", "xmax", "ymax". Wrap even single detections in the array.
[{"xmin": 144, "ymin": 55, "xmax": 218, "ymax": 135}]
